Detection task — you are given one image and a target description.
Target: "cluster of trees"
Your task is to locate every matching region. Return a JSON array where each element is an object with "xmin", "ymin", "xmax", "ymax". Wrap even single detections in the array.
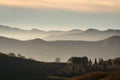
[
  {"xmin": 8, "ymin": 53, "xmax": 26, "ymax": 59},
  {"xmin": 8, "ymin": 52, "xmax": 34, "ymax": 60},
  {"xmin": 59, "ymin": 56, "xmax": 120, "ymax": 77}
]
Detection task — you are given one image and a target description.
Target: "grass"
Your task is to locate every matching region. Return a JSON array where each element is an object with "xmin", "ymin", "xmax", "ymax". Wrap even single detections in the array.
[
  {"xmin": 70, "ymin": 71, "xmax": 120, "ymax": 80},
  {"xmin": 46, "ymin": 76, "xmax": 69, "ymax": 80}
]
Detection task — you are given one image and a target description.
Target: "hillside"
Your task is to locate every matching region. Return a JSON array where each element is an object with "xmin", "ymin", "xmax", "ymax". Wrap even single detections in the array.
[
  {"xmin": 70, "ymin": 71, "xmax": 120, "ymax": 80},
  {"xmin": 0, "ymin": 52, "xmax": 67, "ymax": 80},
  {"xmin": 0, "ymin": 52, "xmax": 120, "ymax": 80},
  {"xmin": 0, "ymin": 36, "xmax": 120, "ymax": 61}
]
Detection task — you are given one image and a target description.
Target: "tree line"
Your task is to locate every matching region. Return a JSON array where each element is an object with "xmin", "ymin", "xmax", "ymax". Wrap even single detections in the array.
[
  {"xmin": 58, "ymin": 56, "xmax": 120, "ymax": 77},
  {"xmin": 7, "ymin": 52, "xmax": 120, "ymax": 77}
]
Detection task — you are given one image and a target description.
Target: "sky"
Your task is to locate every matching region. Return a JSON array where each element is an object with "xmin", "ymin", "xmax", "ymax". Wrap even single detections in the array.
[{"xmin": 0, "ymin": 0, "xmax": 120, "ymax": 30}]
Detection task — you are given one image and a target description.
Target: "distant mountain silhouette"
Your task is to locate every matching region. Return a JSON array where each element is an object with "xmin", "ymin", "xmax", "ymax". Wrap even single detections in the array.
[
  {"xmin": 0, "ymin": 36, "xmax": 119, "ymax": 61},
  {"xmin": 0, "ymin": 25, "xmax": 49, "ymax": 40},
  {"xmin": 67, "ymin": 29, "xmax": 83, "ymax": 33},
  {"xmin": 44, "ymin": 28, "xmax": 120, "ymax": 41},
  {"xmin": 103, "ymin": 36, "xmax": 120, "ymax": 42},
  {"xmin": 85, "ymin": 28, "xmax": 100, "ymax": 32},
  {"xmin": 1, "ymin": 25, "xmax": 120, "ymax": 41},
  {"xmin": 101, "ymin": 36, "xmax": 120, "ymax": 47}
]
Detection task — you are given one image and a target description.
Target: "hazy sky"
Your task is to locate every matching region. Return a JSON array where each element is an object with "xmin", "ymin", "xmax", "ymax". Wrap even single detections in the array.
[{"xmin": 0, "ymin": 0, "xmax": 120, "ymax": 30}]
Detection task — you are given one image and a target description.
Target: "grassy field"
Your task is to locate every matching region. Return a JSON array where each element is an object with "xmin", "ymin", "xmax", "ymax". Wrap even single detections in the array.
[
  {"xmin": 70, "ymin": 71, "xmax": 120, "ymax": 80},
  {"xmin": 46, "ymin": 76, "xmax": 69, "ymax": 80}
]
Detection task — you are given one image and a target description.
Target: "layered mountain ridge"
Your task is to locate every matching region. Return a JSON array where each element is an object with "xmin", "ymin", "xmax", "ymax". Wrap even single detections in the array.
[
  {"xmin": 0, "ymin": 25, "xmax": 120, "ymax": 41},
  {"xmin": 0, "ymin": 36, "xmax": 119, "ymax": 62}
]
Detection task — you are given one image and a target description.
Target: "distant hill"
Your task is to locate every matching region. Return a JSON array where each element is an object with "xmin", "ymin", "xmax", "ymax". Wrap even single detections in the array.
[
  {"xmin": 0, "ymin": 36, "xmax": 119, "ymax": 61},
  {"xmin": 44, "ymin": 29, "xmax": 120, "ymax": 41},
  {"xmin": 0, "ymin": 25, "xmax": 49, "ymax": 40},
  {"xmin": 0, "ymin": 25, "xmax": 82, "ymax": 40},
  {"xmin": 0, "ymin": 25, "xmax": 120, "ymax": 41}
]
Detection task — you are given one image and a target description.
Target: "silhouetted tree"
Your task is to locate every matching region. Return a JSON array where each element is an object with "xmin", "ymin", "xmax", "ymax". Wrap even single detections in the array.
[
  {"xmin": 17, "ymin": 54, "xmax": 25, "ymax": 59},
  {"xmin": 67, "ymin": 56, "xmax": 89, "ymax": 75},
  {"xmin": 55, "ymin": 57, "xmax": 61, "ymax": 63},
  {"xmin": 93, "ymin": 58, "xmax": 98, "ymax": 71},
  {"xmin": 88, "ymin": 59, "xmax": 92, "ymax": 66},
  {"xmin": 113, "ymin": 58, "xmax": 120, "ymax": 65},
  {"xmin": 94, "ymin": 58, "xmax": 98, "ymax": 65},
  {"xmin": 82, "ymin": 56, "xmax": 88, "ymax": 66},
  {"xmin": 28, "ymin": 57, "xmax": 35, "ymax": 61},
  {"xmin": 98, "ymin": 58, "xmax": 104, "ymax": 66},
  {"xmin": 8, "ymin": 53, "xmax": 16, "ymax": 57},
  {"xmin": 107, "ymin": 59, "xmax": 112, "ymax": 66}
]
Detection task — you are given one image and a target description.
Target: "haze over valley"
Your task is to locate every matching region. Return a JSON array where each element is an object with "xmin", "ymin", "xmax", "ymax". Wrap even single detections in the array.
[
  {"xmin": 0, "ymin": 33, "xmax": 119, "ymax": 62},
  {"xmin": 0, "ymin": 25, "xmax": 120, "ymax": 41},
  {"xmin": 0, "ymin": 0, "xmax": 120, "ymax": 79}
]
